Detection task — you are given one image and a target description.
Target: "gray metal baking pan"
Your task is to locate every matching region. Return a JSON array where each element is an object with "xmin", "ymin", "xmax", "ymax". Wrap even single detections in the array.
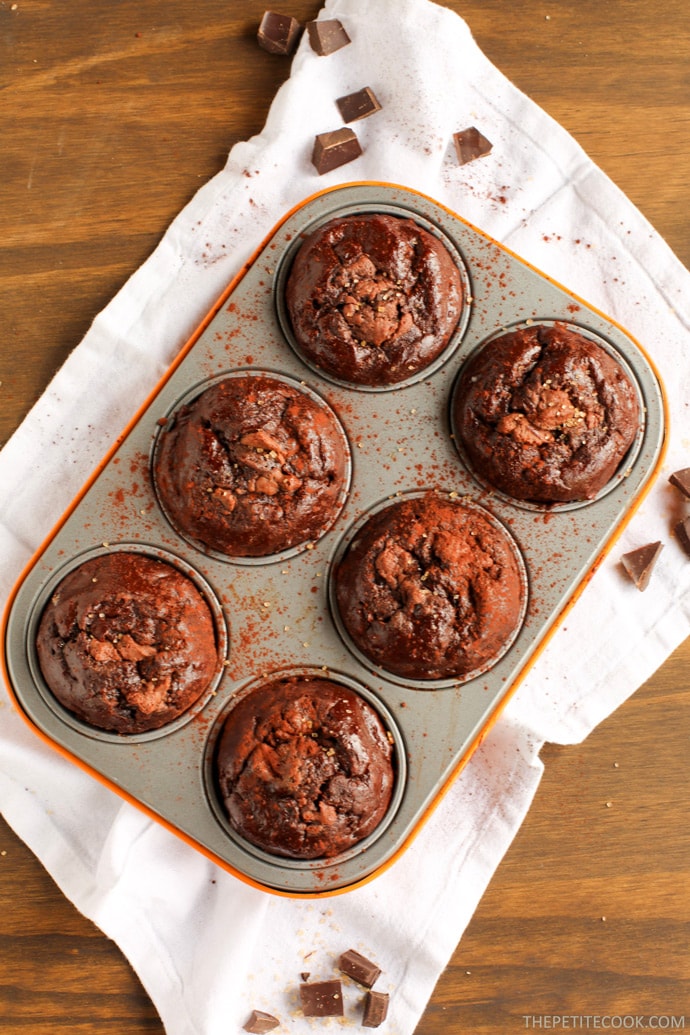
[{"xmin": 1, "ymin": 183, "xmax": 667, "ymax": 895}]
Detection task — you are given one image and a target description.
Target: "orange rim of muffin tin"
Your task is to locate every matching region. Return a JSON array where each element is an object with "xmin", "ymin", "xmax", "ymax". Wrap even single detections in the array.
[{"xmin": 1, "ymin": 182, "xmax": 669, "ymax": 898}]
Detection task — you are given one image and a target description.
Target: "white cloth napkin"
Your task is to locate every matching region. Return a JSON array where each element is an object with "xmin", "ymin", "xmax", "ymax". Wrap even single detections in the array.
[{"xmin": 2, "ymin": 1, "xmax": 690, "ymax": 1032}]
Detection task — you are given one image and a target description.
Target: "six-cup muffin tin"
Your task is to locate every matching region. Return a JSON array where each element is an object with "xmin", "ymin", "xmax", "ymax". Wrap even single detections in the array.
[{"xmin": 1, "ymin": 183, "xmax": 666, "ymax": 895}]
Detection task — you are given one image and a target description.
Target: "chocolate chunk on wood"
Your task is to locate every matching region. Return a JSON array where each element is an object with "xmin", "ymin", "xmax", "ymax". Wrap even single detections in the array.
[
  {"xmin": 336, "ymin": 86, "xmax": 381, "ymax": 123},
  {"xmin": 299, "ymin": 979, "xmax": 344, "ymax": 1017},
  {"xmin": 307, "ymin": 18, "xmax": 351, "ymax": 55},
  {"xmin": 669, "ymin": 467, "xmax": 690, "ymax": 499},
  {"xmin": 311, "ymin": 127, "xmax": 362, "ymax": 174},
  {"xmin": 257, "ymin": 12, "xmax": 302, "ymax": 55},
  {"xmin": 453, "ymin": 126, "xmax": 493, "ymax": 165},
  {"xmin": 338, "ymin": 948, "xmax": 381, "ymax": 987},
  {"xmin": 621, "ymin": 541, "xmax": 663, "ymax": 590},
  {"xmin": 675, "ymin": 515, "xmax": 690, "ymax": 556},
  {"xmin": 362, "ymin": 989, "xmax": 390, "ymax": 1028},
  {"xmin": 243, "ymin": 1009, "xmax": 280, "ymax": 1034}
]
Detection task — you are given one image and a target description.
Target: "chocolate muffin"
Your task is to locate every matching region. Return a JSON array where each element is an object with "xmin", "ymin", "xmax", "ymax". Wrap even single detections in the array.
[
  {"xmin": 333, "ymin": 493, "xmax": 525, "ymax": 682},
  {"xmin": 153, "ymin": 373, "xmax": 349, "ymax": 558},
  {"xmin": 36, "ymin": 551, "xmax": 220, "ymax": 734},
  {"xmin": 284, "ymin": 212, "xmax": 465, "ymax": 387},
  {"xmin": 452, "ymin": 323, "xmax": 640, "ymax": 503},
  {"xmin": 215, "ymin": 675, "xmax": 395, "ymax": 859}
]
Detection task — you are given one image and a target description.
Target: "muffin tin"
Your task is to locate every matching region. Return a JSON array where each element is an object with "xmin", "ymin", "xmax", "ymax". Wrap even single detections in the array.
[{"xmin": 2, "ymin": 183, "xmax": 666, "ymax": 895}]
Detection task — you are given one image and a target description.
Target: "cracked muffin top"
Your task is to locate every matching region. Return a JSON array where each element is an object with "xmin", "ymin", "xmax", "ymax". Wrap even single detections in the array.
[
  {"xmin": 36, "ymin": 551, "xmax": 220, "ymax": 734},
  {"xmin": 153, "ymin": 373, "xmax": 349, "ymax": 558},
  {"xmin": 333, "ymin": 493, "xmax": 525, "ymax": 682},
  {"xmin": 215, "ymin": 675, "xmax": 395, "ymax": 859},
  {"xmin": 285, "ymin": 212, "xmax": 465, "ymax": 387},
  {"xmin": 452, "ymin": 323, "xmax": 640, "ymax": 503}
]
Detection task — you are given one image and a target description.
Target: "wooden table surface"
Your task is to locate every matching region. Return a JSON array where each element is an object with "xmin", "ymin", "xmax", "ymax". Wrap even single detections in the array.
[{"xmin": 1, "ymin": 1, "xmax": 689, "ymax": 1032}]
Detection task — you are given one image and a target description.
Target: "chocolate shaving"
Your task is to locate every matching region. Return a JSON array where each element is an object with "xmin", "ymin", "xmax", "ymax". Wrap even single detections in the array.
[
  {"xmin": 621, "ymin": 541, "xmax": 663, "ymax": 590},
  {"xmin": 669, "ymin": 467, "xmax": 690, "ymax": 499},
  {"xmin": 257, "ymin": 12, "xmax": 302, "ymax": 55},
  {"xmin": 336, "ymin": 86, "xmax": 381, "ymax": 123},
  {"xmin": 362, "ymin": 989, "xmax": 390, "ymax": 1028},
  {"xmin": 453, "ymin": 125, "xmax": 493, "ymax": 165},
  {"xmin": 307, "ymin": 18, "xmax": 351, "ymax": 55},
  {"xmin": 311, "ymin": 127, "xmax": 362, "ymax": 175},
  {"xmin": 339, "ymin": 948, "xmax": 381, "ymax": 988},
  {"xmin": 299, "ymin": 979, "xmax": 344, "ymax": 1017},
  {"xmin": 243, "ymin": 1009, "xmax": 280, "ymax": 1034}
]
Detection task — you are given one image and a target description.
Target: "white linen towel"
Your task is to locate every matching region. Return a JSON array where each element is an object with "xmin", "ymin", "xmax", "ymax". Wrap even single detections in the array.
[{"xmin": 2, "ymin": 1, "xmax": 689, "ymax": 1032}]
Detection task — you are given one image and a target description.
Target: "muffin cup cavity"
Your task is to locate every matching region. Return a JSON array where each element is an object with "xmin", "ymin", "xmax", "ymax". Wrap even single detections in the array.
[
  {"xmin": 275, "ymin": 203, "xmax": 472, "ymax": 392},
  {"xmin": 449, "ymin": 320, "xmax": 645, "ymax": 512},
  {"xmin": 329, "ymin": 490, "xmax": 528, "ymax": 689},
  {"xmin": 204, "ymin": 668, "xmax": 406, "ymax": 869},
  {"xmin": 27, "ymin": 543, "xmax": 228, "ymax": 744},
  {"xmin": 151, "ymin": 369, "xmax": 352, "ymax": 565}
]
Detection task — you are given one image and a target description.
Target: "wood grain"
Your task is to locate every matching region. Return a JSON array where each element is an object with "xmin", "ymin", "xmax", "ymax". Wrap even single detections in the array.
[{"xmin": 1, "ymin": 1, "xmax": 689, "ymax": 1032}]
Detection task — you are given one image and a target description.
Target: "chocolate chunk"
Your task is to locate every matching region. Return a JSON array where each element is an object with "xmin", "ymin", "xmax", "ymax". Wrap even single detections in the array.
[
  {"xmin": 257, "ymin": 11, "xmax": 302, "ymax": 55},
  {"xmin": 362, "ymin": 990, "xmax": 390, "ymax": 1028},
  {"xmin": 675, "ymin": 515, "xmax": 690, "ymax": 556},
  {"xmin": 299, "ymin": 979, "xmax": 344, "ymax": 1017},
  {"xmin": 243, "ymin": 1009, "xmax": 280, "ymax": 1034},
  {"xmin": 307, "ymin": 18, "xmax": 351, "ymax": 55},
  {"xmin": 621, "ymin": 541, "xmax": 663, "ymax": 590},
  {"xmin": 338, "ymin": 948, "xmax": 381, "ymax": 988},
  {"xmin": 669, "ymin": 467, "xmax": 690, "ymax": 499},
  {"xmin": 453, "ymin": 126, "xmax": 493, "ymax": 165},
  {"xmin": 311, "ymin": 128, "xmax": 362, "ymax": 175},
  {"xmin": 336, "ymin": 86, "xmax": 381, "ymax": 123}
]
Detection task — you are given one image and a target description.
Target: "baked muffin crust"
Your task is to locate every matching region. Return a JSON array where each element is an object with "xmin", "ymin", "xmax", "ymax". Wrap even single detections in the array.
[
  {"xmin": 452, "ymin": 323, "xmax": 640, "ymax": 503},
  {"xmin": 333, "ymin": 493, "xmax": 525, "ymax": 682},
  {"xmin": 285, "ymin": 213, "xmax": 465, "ymax": 386},
  {"xmin": 154, "ymin": 373, "xmax": 349, "ymax": 557},
  {"xmin": 216, "ymin": 676, "xmax": 394, "ymax": 859},
  {"xmin": 36, "ymin": 551, "xmax": 220, "ymax": 733}
]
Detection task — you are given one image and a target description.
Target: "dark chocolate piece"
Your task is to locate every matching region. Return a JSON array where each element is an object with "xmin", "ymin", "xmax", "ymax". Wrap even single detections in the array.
[
  {"xmin": 311, "ymin": 127, "xmax": 362, "ymax": 175},
  {"xmin": 299, "ymin": 979, "xmax": 344, "ymax": 1017},
  {"xmin": 257, "ymin": 11, "xmax": 302, "ymax": 55},
  {"xmin": 243, "ymin": 1009, "xmax": 280, "ymax": 1034},
  {"xmin": 675, "ymin": 515, "xmax": 690, "ymax": 556},
  {"xmin": 338, "ymin": 948, "xmax": 381, "ymax": 988},
  {"xmin": 362, "ymin": 990, "xmax": 390, "ymax": 1028},
  {"xmin": 307, "ymin": 18, "xmax": 351, "ymax": 55},
  {"xmin": 453, "ymin": 125, "xmax": 493, "ymax": 165},
  {"xmin": 669, "ymin": 467, "xmax": 690, "ymax": 499},
  {"xmin": 621, "ymin": 541, "xmax": 663, "ymax": 590},
  {"xmin": 336, "ymin": 86, "xmax": 381, "ymax": 123}
]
